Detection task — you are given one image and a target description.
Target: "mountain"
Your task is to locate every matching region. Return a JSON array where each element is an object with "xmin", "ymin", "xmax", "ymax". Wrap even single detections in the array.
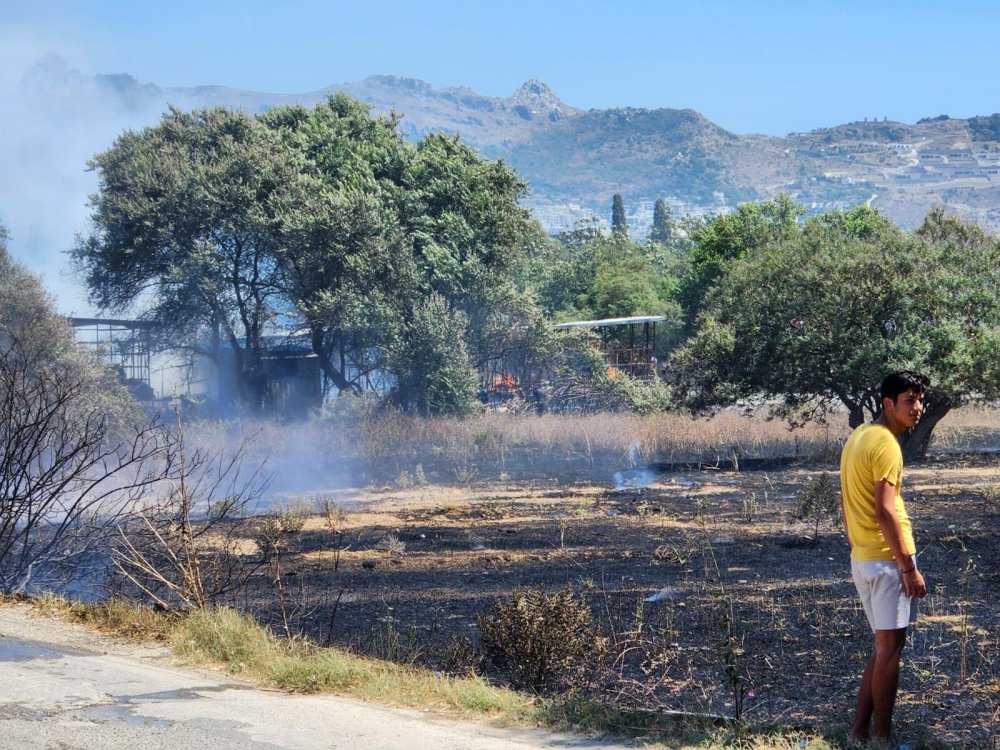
[{"xmin": 18, "ymin": 56, "xmax": 1000, "ymax": 235}]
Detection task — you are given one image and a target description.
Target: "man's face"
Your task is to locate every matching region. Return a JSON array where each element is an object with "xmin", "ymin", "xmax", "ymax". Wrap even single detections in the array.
[{"xmin": 885, "ymin": 388, "xmax": 925, "ymax": 430}]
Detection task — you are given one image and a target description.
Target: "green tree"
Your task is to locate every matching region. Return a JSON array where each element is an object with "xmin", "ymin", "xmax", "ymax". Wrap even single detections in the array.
[
  {"xmin": 649, "ymin": 198, "xmax": 677, "ymax": 245},
  {"xmin": 74, "ymin": 107, "xmax": 299, "ymax": 411},
  {"xmin": 2, "ymin": 225, "xmax": 135, "ymax": 424},
  {"xmin": 537, "ymin": 231, "xmax": 610, "ymax": 318},
  {"xmin": 611, "ymin": 193, "xmax": 628, "ymax": 238},
  {"xmin": 261, "ymin": 95, "xmax": 413, "ymax": 393},
  {"xmin": 679, "ymin": 194, "xmax": 803, "ymax": 328},
  {"xmin": 77, "ymin": 95, "xmax": 538, "ymax": 415},
  {"xmin": 388, "ymin": 293, "xmax": 479, "ymax": 415},
  {"xmin": 671, "ymin": 206, "xmax": 1000, "ymax": 459},
  {"xmin": 265, "ymin": 98, "xmax": 534, "ymax": 396},
  {"xmin": 401, "ymin": 132, "xmax": 532, "ymax": 308},
  {"xmin": 584, "ymin": 256, "xmax": 664, "ymax": 319},
  {"xmin": 537, "ymin": 229, "xmax": 686, "ymax": 356}
]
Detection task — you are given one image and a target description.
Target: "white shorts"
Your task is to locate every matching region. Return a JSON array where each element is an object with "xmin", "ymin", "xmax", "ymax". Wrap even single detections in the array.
[{"xmin": 851, "ymin": 558, "xmax": 918, "ymax": 631}]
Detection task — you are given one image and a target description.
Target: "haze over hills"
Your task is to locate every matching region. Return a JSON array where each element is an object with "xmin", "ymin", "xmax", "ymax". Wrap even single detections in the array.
[{"xmin": 16, "ymin": 55, "xmax": 1000, "ymax": 241}]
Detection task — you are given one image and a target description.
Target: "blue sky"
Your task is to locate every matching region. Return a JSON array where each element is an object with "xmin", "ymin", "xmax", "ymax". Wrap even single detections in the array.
[
  {"xmin": 3, "ymin": 0, "xmax": 1000, "ymax": 135},
  {"xmin": 2, "ymin": 0, "xmax": 1000, "ymax": 310}
]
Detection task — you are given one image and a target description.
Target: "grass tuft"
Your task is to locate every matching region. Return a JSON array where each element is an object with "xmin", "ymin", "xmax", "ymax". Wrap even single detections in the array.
[
  {"xmin": 172, "ymin": 606, "xmax": 278, "ymax": 671},
  {"xmin": 166, "ymin": 606, "xmax": 536, "ymax": 717},
  {"xmin": 31, "ymin": 593, "xmax": 173, "ymax": 640}
]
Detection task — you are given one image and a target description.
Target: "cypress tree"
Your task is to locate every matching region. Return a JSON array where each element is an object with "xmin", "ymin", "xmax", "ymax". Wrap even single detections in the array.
[
  {"xmin": 611, "ymin": 193, "xmax": 628, "ymax": 238},
  {"xmin": 650, "ymin": 198, "xmax": 674, "ymax": 245}
]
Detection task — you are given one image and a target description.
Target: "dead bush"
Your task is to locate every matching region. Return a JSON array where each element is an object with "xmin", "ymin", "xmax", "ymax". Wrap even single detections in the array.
[
  {"xmin": 437, "ymin": 634, "xmax": 481, "ymax": 676},
  {"xmin": 112, "ymin": 422, "xmax": 269, "ymax": 611},
  {"xmin": 979, "ymin": 483, "xmax": 1000, "ymax": 515},
  {"xmin": 475, "ymin": 586, "xmax": 605, "ymax": 692}
]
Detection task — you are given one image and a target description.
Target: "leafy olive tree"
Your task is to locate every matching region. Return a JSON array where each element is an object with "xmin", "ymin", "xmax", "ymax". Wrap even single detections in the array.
[
  {"xmin": 671, "ymin": 206, "xmax": 1000, "ymax": 459},
  {"xmin": 73, "ymin": 107, "xmax": 301, "ymax": 411},
  {"xmin": 77, "ymin": 95, "xmax": 541, "ymax": 414},
  {"xmin": 388, "ymin": 293, "xmax": 479, "ymax": 415},
  {"xmin": 265, "ymin": 97, "xmax": 537, "ymax": 402},
  {"xmin": 678, "ymin": 193, "xmax": 802, "ymax": 329},
  {"xmin": 261, "ymin": 95, "xmax": 412, "ymax": 393}
]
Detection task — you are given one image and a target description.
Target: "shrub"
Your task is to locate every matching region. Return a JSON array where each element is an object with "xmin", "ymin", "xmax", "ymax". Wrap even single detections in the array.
[
  {"xmin": 979, "ymin": 483, "xmax": 1000, "ymax": 515},
  {"xmin": 475, "ymin": 586, "xmax": 605, "ymax": 692},
  {"xmin": 792, "ymin": 471, "xmax": 839, "ymax": 540},
  {"xmin": 277, "ymin": 498, "xmax": 313, "ymax": 534},
  {"xmin": 388, "ymin": 293, "xmax": 480, "ymax": 416},
  {"xmin": 374, "ymin": 533, "xmax": 406, "ymax": 556}
]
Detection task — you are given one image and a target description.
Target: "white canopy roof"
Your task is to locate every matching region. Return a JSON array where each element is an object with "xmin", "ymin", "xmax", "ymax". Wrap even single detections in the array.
[{"xmin": 553, "ymin": 315, "xmax": 669, "ymax": 330}]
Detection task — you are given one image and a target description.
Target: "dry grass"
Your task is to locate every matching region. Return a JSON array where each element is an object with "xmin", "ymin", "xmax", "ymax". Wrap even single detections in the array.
[
  {"xmin": 22, "ymin": 594, "xmax": 851, "ymax": 749},
  {"xmin": 186, "ymin": 405, "xmax": 1000, "ymax": 500},
  {"xmin": 26, "ymin": 595, "xmax": 534, "ymax": 717},
  {"xmin": 204, "ymin": 405, "xmax": 834, "ymax": 460},
  {"xmin": 183, "ymin": 406, "xmax": 864, "ymax": 504}
]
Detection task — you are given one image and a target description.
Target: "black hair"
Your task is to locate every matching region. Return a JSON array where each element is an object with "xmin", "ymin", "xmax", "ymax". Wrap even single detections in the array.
[{"xmin": 881, "ymin": 370, "xmax": 930, "ymax": 402}]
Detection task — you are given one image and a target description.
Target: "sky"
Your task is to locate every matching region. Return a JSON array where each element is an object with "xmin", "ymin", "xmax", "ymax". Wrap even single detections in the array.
[
  {"xmin": 5, "ymin": 0, "xmax": 1000, "ymax": 134},
  {"xmin": 2, "ymin": 0, "xmax": 1000, "ymax": 309}
]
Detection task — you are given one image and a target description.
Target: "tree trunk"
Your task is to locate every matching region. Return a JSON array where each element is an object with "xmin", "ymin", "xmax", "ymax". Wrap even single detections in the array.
[
  {"xmin": 898, "ymin": 396, "xmax": 952, "ymax": 463},
  {"xmin": 309, "ymin": 325, "xmax": 358, "ymax": 394}
]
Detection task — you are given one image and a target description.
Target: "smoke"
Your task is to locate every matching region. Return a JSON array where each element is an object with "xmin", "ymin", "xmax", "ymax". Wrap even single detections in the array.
[
  {"xmin": 612, "ymin": 468, "xmax": 658, "ymax": 491},
  {"xmin": 182, "ymin": 417, "xmax": 361, "ymax": 513},
  {"xmin": 0, "ymin": 30, "xmax": 170, "ymax": 314}
]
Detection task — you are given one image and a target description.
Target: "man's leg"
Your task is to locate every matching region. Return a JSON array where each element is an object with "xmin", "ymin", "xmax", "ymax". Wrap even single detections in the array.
[
  {"xmin": 850, "ymin": 649, "xmax": 876, "ymax": 743},
  {"xmin": 871, "ymin": 627, "xmax": 907, "ymax": 744}
]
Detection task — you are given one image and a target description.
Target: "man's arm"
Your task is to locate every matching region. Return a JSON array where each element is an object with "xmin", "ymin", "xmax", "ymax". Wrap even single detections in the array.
[{"xmin": 874, "ymin": 479, "xmax": 926, "ymax": 598}]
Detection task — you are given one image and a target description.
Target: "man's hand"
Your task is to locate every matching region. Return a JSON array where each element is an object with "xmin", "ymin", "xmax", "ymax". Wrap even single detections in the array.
[{"xmin": 902, "ymin": 567, "xmax": 926, "ymax": 598}]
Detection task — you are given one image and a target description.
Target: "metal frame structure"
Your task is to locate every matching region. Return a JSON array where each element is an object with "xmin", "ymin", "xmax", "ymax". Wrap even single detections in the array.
[
  {"xmin": 69, "ymin": 317, "xmax": 154, "ymax": 388},
  {"xmin": 553, "ymin": 315, "xmax": 667, "ymax": 380}
]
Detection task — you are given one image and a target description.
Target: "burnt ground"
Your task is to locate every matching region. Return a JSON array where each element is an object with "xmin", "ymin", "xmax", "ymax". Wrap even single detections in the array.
[{"xmin": 180, "ymin": 453, "xmax": 998, "ymax": 748}]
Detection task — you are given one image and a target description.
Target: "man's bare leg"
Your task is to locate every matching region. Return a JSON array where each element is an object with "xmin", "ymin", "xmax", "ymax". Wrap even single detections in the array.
[
  {"xmin": 849, "ymin": 649, "xmax": 876, "ymax": 743},
  {"xmin": 871, "ymin": 628, "xmax": 907, "ymax": 744},
  {"xmin": 850, "ymin": 628, "xmax": 907, "ymax": 744}
]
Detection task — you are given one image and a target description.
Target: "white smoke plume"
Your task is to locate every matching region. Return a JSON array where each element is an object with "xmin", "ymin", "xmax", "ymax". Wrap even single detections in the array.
[{"xmin": 0, "ymin": 28, "xmax": 170, "ymax": 314}]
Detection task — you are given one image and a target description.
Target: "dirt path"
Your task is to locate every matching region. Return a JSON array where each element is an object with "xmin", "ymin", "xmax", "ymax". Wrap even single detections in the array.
[{"xmin": 0, "ymin": 602, "xmax": 632, "ymax": 750}]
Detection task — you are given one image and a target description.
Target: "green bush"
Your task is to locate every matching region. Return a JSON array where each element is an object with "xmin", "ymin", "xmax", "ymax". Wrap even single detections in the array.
[
  {"xmin": 388, "ymin": 293, "xmax": 480, "ymax": 416},
  {"xmin": 793, "ymin": 472, "xmax": 839, "ymax": 540},
  {"xmin": 277, "ymin": 498, "xmax": 313, "ymax": 534}
]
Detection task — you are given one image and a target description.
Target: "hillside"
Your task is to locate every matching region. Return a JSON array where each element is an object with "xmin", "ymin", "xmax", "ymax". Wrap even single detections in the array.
[{"xmin": 18, "ymin": 56, "xmax": 1000, "ymax": 234}]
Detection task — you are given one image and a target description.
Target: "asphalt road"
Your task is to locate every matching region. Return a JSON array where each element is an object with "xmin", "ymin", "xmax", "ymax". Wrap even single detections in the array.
[{"xmin": 0, "ymin": 604, "xmax": 632, "ymax": 750}]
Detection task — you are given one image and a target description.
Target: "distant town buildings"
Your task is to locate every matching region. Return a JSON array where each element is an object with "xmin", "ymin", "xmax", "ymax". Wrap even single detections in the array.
[{"xmin": 525, "ymin": 195, "xmax": 720, "ymax": 237}]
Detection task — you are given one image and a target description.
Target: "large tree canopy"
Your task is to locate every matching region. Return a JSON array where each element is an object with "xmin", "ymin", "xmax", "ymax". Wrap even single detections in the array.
[
  {"xmin": 671, "ymin": 205, "xmax": 1000, "ymax": 458},
  {"xmin": 263, "ymin": 95, "xmax": 535, "ymax": 404},
  {"xmin": 75, "ymin": 95, "xmax": 539, "ymax": 414},
  {"xmin": 74, "ymin": 107, "xmax": 300, "ymax": 408},
  {"xmin": 679, "ymin": 194, "xmax": 802, "ymax": 328}
]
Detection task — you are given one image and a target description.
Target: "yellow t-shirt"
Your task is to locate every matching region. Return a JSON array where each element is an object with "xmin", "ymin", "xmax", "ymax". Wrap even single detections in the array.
[{"xmin": 840, "ymin": 422, "xmax": 915, "ymax": 562}]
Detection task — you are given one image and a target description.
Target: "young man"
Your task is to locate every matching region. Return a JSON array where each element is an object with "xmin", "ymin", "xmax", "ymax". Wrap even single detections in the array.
[{"xmin": 840, "ymin": 370, "xmax": 929, "ymax": 747}]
